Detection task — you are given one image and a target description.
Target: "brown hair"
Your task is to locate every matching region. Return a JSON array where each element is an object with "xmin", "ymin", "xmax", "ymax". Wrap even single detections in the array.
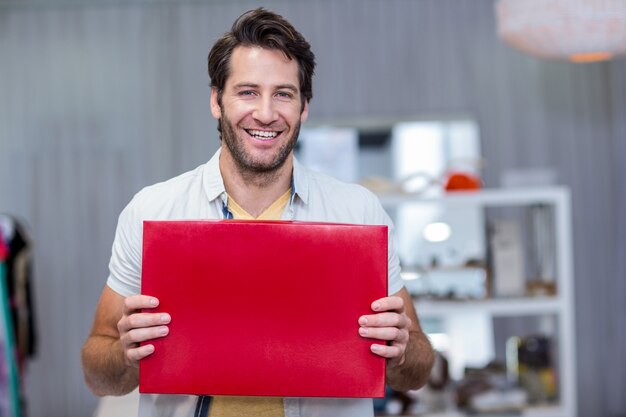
[{"xmin": 208, "ymin": 8, "xmax": 316, "ymax": 108}]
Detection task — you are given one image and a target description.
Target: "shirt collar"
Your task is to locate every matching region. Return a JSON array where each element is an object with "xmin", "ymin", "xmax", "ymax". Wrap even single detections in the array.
[
  {"xmin": 202, "ymin": 147, "xmax": 227, "ymax": 203},
  {"xmin": 292, "ymin": 155, "xmax": 309, "ymax": 205}
]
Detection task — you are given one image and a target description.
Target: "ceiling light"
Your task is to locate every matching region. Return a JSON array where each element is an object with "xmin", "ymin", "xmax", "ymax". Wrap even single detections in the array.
[{"xmin": 495, "ymin": 0, "xmax": 626, "ymax": 63}]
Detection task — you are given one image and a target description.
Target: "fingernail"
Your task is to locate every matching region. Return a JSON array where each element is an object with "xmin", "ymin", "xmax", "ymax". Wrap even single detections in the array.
[
  {"xmin": 359, "ymin": 317, "xmax": 368, "ymax": 325},
  {"xmin": 160, "ymin": 314, "xmax": 170, "ymax": 323},
  {"xmin": 146, "ymin": 344, "xmax": 155, "ymax": 353},
  {"xmin": 150, "ymin": 298, "xmax": 158, "ymax": 306},
  {"xmin": 371, "ymin": 344, "xmax": 380, "ymax": 352},
  {"xmin": 159, "ymin": 326, "xmax": 169, "ymax": 336},
  {"xmin": 372, "ymin": 302, "xmax": 381, "ymax": 311},
  {"xmin": 359, "ymin": 327, "xmax": 368, "ymax": 336}
]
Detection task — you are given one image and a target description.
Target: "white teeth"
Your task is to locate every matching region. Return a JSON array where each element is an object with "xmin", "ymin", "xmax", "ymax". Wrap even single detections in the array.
[{"xmin": 248, "ymin": 129, "xmax": 278, "ymax": 139}]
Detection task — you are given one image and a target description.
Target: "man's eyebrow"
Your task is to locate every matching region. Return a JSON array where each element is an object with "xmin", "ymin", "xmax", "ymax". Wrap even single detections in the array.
[
  {"xmin": 233, "ymin": 83, "xmax": 259, "ymax": 89},
  {"xmin": 275, "ymin": 84, "xmax": 298, "ymax": 92},
  {"xmin": 232, "ymin": 83, "xmax": 298, "ymax": 92}
]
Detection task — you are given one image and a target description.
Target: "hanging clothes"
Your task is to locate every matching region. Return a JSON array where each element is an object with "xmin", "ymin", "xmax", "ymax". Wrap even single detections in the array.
[
  {"xmin": 0, "ymin": 214, "xmax": 37, "ymax": 417},
  {"xmin": 0, "ymin": 220, "xmax": 20, "ymax": 417},
  {"xmin": 0, "ymin": 215, "xmax": 37, "ymax": 367}
]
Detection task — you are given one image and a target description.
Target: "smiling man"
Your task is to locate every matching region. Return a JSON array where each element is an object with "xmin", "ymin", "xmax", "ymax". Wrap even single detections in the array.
[
  {"xmin": 214, "ymin": 45, "xmax": 307, "ymax": 217},
  {"xmin": 81, "ymin": 8, "xmax": 434, "ymax": 417}
]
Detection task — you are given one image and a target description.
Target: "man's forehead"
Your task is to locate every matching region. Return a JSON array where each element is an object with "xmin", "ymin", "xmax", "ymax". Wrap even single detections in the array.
[
  {"xmin": 233, "ymin": 44, "xmax": 292, "ymax": 62},
  {"xmin": 226, "ymin": 45, "xmax": 299, "ymax": 87}
]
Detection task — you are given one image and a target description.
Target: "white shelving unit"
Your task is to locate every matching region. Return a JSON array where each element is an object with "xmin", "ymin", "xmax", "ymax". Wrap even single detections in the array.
[{"xmin": 378, "ymin": 186, "xmax": 576, "ymax": 417}]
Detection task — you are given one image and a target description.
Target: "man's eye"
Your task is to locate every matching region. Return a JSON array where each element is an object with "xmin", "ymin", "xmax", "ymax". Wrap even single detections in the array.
[
  {"xmin": 239, "ymin": 90, "xmax": 256, "ymax": 96},
  {"xmin": 276, "ymin": 91, "xmax": 294, "ymax": 99}
]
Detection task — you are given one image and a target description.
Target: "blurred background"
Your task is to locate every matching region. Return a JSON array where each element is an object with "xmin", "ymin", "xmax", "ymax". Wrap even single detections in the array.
[{"xmin": 0, "ymin": 0, "xmax": 625, "ymax": 416}]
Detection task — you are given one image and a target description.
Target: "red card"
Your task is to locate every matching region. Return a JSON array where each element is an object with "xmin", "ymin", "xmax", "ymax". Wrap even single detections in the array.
[{"xmin": 139, "ymin": 220, "xmax": 388, "ymax": 398}]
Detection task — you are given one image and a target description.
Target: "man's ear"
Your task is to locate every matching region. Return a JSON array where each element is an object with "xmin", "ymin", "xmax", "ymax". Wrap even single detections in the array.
[
  {"xmin": 300, "ymin": 100, "xmax": 309, "ymax": 123},
  {"xmin": 210, "ymin": 87, "xmax": 222, "ymax": 119}
]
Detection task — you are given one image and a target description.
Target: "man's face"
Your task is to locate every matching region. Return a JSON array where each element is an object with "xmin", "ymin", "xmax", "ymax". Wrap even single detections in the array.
[{"xmin": 211, "ymin": 45, "xmax": 309, "ymax": 175}]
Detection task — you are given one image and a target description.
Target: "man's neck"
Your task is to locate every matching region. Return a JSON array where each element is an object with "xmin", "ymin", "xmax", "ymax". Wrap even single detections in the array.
[{"xmin": 219, "ymin": 149, "xmax": 293, "ymax": 218}]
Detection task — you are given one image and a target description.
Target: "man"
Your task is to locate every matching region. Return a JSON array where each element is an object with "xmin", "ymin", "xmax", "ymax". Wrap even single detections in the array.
[{"xmin": 81, "ymin": 8, "xmax": 434, "ymax": 417}]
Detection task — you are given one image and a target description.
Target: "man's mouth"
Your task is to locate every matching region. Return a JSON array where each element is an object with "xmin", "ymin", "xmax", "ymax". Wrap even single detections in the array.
[{"xmin": 245, "ymin": 129, "xmax": 280, "ymax": 140}]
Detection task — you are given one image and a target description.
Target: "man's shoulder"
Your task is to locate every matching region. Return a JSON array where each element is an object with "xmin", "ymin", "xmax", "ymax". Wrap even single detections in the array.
[
  {"xmin": 304, "ymin": 166, "xmax": 378, "ymax": 202},
  {"xmin": 127, "ymin": 163, "xmax": 208, "ymax": 217},
  {"xmin": 299, "ymin": 166, "xmax": 389, "ymax": 225},
  {"xmin": 137, "ymin": 164, "xmax": 204, "ymax": 200}
]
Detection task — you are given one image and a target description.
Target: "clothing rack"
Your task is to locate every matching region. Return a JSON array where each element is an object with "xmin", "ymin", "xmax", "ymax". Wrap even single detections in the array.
[
  {"xmin": 0, "ymin": 257, "xmax": 21, "ymax": 417},
  {"xmin": 0, "ymin": 214, "xmax": 37, "ymax": 417}
]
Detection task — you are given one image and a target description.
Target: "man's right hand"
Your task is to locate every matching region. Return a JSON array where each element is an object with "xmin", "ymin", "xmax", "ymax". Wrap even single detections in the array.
[
  {"xmin": 117, "ymin": 294, "xmax": 171, "ymax": 368},
  {"xmin": 83, "ymin": 287, "xmax": 167, "ymax": 396}
]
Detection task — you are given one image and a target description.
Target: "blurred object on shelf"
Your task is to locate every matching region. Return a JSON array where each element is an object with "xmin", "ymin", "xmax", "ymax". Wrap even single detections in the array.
[
  {"xmin": 399, "ymin": 205, "xmax": 486, "ymax": 274},
  {"xmin": 456, "ymin": 362, "xmax": 503, "ymax": 408},
  {"xmin": 414, "ymin": 351, "xmax": 453, "ymax": 413},
  {"xmin": 526, "ymin": 280, "xmax": 557, "ymax": 297},
  {"xmin": 456, "ymin": 361, "xmax": 527, "ymax": 414},
  {"xmin": 444, "ymin": 157, "xmax": 484, "ymax": 192},
  {"xmin": 400, "ymin": 172, "xmax": 439, "ymax": 194},
  {"xmin": 469, "ymin": 388, "xmax": 527, "ymax": 414},
  {"xmin": 526, "ymin": 204, "xmax": 557, "ymax": 296},
  {"xmin": 444, "ymin": 171, "xmax": 482, "ymax": 192},
  {"xmin": 401, "ymin": 263, "xmax": 488, "ymax": 300},
  {"xmin": 488, "ymin": 220, "xmax": 526, "ymax": 297},
  {"xmin": 359, "ymin": 172, "xmax": 437, "ymax": 196},
  {"xmin": 359, "ymin": 176, "xmax": 405, "ymax": 195},
  {"xmin": 362, "ymin": 158, "xmax": 484, "ymax": 195},
  {"xmin": 506, "ymin": 335, "xmax": 557, "ymax": 404}
]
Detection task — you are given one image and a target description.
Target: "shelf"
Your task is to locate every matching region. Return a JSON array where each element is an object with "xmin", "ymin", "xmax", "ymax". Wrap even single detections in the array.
[
  {"xmin": 413, "ymin": 296, "xmax": 561, "ymax": 317},
  {"xmin": 395, "ymin": 404, "xmax": 566, "ymax": 417},
  {"xmin": 378, "ymin": 186, "xmax": 570, "ymax": 208},
  {"xmin": 380, "ymin": 186, "xmax": 576, "ymax": 417}
]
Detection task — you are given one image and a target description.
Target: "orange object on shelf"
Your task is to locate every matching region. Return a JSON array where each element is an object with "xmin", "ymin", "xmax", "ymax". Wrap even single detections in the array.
[{"xmin": 444, "ymin": 172, "xmax": 482, "ymax": 191}]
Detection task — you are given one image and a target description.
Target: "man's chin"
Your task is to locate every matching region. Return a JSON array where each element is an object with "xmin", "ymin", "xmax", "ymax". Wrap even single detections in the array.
[
  {"xmin": 241, "ymin": 146, "xmax": 293, "ymax": 170},
  {"xmin": 242, "ymin": 157, "xmax": 288, "ymax": 173}
]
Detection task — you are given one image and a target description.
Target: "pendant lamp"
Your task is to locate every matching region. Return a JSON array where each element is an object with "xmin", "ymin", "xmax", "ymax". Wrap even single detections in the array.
[{"xmin": 495, "ymin": 0, "xmax": 626, "ymax": 62}]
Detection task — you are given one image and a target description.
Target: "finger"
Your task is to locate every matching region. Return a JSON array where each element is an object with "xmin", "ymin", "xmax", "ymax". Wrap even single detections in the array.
[
  {"xmin": 359, "ymin": 326, "xmax": 408, "ymax": 342},
  {"xmin": 128, "ymin": 312, "xmax": 171, "ymax": 329},
  {"xmin": 124, "ymin": 295, "xmax": 160, "ymax": 313},
  {"xmin": 123, "ymin": 325, "xmax": 169, "ymax": 346},
  {"xmin": 358, "ymin": 312, "xmax": 410, "ymax": 328},
  {"xmin": 371, "ymin": 296, "xmax": 404, "ymax": 313},
  {"xmin": 126, "ymin": 343, "xmax": 156, "ymax": 365},
  {"xmin": 370, "ymin": 343, "xmax": 405, "ymax": 359},
  {"xmin": 118, "ymin": 312, "xmax": 171, "ymax": 333}
]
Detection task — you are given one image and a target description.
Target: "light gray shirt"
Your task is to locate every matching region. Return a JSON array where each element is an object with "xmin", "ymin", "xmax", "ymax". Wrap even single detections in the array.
[{"xmin": 107, "ymin": 148, "xmax": 403, "ymax": 417}]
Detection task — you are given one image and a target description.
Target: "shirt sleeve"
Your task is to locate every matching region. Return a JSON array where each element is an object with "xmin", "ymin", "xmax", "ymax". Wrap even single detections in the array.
[
  {"xmin": 361, "ymin": 188, "xmax": 403, "ymax": 296},
  {"xmin": 382, "ymin": 209, "xmax": 403, "ymax": 296},
  {"xmin": 106, "ymin": 195, "xmax": 143, "ymax": 297}
]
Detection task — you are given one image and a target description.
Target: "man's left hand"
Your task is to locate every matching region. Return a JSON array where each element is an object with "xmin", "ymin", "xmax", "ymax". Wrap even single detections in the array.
[{"xmin": 358, "ymin": 296, "xmax": 412, "ymax": 367}]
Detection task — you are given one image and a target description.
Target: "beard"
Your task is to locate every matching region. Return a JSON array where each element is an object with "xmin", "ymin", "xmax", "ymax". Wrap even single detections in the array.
[{"xmin": 220, "ymin": 110, "xmax": 300, "ymax": 177}]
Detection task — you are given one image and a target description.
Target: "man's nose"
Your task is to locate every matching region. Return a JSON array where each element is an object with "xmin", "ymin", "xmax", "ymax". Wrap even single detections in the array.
[{"xmin": 252, "ymin": 96, "xmax": 278, "ymax": 125}]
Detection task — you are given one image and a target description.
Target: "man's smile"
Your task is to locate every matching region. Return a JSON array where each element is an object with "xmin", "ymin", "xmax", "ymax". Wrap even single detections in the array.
[{"xmin": 245, "ymin": 128, "xmax": 281, "ymax": 140}]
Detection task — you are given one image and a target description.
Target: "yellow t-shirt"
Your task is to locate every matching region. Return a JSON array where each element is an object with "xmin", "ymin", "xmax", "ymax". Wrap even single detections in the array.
[
  {"xmin": 227, "ymin": 188, "xmax": 291, "ymax": 221},
  {"xmin": 207, "ymin": 188, "xmax": 291, "ymax": 417}
]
